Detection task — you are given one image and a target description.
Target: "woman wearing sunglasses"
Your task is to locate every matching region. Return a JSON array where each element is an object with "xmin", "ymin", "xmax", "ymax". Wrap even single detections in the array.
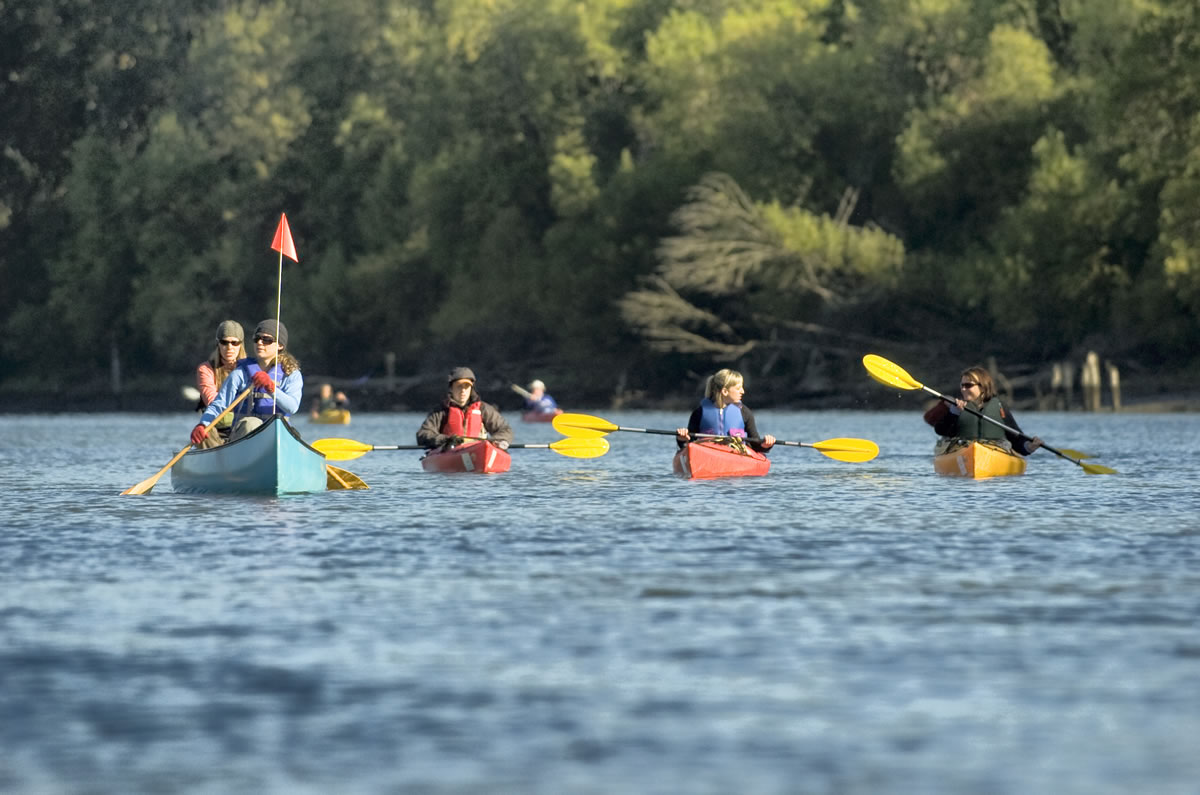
[
  {"xmin": 192, "ymin": 320, "xmax": 246, "ymax": 448},
  {"xmin": 923, "ymin": 365, "xmax": 1043, "ymax": 455},
  {"xmin": 190, "ymin": 319, "xmax": 303, "ymax": 447}
]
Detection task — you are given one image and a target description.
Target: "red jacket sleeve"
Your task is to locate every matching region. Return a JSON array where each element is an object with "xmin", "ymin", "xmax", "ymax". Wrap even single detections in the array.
[{"xmin": 923, "ymin": 401, "xmax": 950, "ymax": 427}]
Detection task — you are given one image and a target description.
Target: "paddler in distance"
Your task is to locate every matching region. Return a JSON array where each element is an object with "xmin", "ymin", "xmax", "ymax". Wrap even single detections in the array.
[{"xmin": 522, "ymin": 379, "xmax": 559, "ymax": 416}]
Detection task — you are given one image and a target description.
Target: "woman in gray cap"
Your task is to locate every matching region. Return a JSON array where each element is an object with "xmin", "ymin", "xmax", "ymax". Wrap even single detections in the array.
[
  {"xmin": 193, "ymin": 321, "xmax": 245, "ymax": 448},
  {"xmin": 190, "ymin": 319, "xmax": 304, "ymax": 447},
  {"xmin": 416, "ymin": 367, "xmax": 513, "ymax": 450}
]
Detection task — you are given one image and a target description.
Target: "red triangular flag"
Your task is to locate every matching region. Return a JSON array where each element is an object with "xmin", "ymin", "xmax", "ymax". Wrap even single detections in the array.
[{"xmin": 270, "ymin": 213, "xmax": 298, "ymax": 262}]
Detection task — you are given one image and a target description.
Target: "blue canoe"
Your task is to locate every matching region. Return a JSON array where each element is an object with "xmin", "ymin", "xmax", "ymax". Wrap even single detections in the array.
[{"xmin": 171, "ymin": 415, "xmax": 328, "ymax": 495}]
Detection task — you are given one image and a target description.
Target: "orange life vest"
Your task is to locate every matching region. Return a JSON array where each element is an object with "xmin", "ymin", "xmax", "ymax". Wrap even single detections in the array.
[{"xmin": 441, "ymin": 401, "xmax": 483, "ymax": 438}]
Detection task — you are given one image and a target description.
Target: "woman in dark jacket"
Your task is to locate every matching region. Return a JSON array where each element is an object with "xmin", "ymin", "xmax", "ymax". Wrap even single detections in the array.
[
  {"xmin": 923, "ymin": 365, "xmax": 1043, "ymax": 455},
  {"xmin": 417, "ymin": 366, "xmax": 514, "ymax": 450}
]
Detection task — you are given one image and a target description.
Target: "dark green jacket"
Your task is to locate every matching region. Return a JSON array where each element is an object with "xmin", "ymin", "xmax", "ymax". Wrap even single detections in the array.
[{"xmin": 924, "ymin": 397, "xmax": 1037, "ymax": 454}]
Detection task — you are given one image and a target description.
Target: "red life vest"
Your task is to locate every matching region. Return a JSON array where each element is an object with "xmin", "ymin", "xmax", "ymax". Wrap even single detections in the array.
[{"xmin": 441, "ymin": 401, "xmax": 483, "ymax": 438}]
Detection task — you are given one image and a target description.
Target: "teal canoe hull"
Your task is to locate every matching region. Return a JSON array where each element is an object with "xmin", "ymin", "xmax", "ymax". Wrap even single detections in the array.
[{"xmin": 171, "ymin": 415, "xmax": 327, "ymax": 495}]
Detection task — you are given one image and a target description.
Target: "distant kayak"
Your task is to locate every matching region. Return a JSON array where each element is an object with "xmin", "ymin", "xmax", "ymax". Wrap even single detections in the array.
[
  {"xmin": 521, "ymin": 408, "xmax": 563, "ymax": 423},
  {"xmin": 933, "ymin": 440, "xmax": 1026, "ymax": 479},
  {"xmin": 420, "ymin": 439, "xmax": 511, "ymax": 474},
  {"xmin": 311, "ymin": 408, "xmax": 351, "ymax": 425},
  {"xmin": 673, "ymin": 441, "xmax": 770, "ymax": 480}
]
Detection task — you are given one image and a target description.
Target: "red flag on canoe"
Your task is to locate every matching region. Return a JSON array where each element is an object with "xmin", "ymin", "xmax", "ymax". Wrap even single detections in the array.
[{"xmin": 270, "ymin": 213, "xmax": 298, "ymax": 262}]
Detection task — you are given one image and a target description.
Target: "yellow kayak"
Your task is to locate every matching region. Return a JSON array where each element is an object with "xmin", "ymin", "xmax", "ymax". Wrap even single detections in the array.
[
  {"xmin": 934, "ymin": 440, "xmax": 1026, "ymax": 479},
  {"xmin": 311, "ymin": 408, "xmax": 351, "ymax": 425}
]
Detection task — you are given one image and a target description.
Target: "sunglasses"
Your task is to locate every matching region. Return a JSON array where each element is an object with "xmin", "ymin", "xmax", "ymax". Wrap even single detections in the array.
[
  {"xmin": 253, "ymin": 335, "xmax": 276, "ymax": 345},
  {"xmin": 218, "ymin": 339, "xmax": 241, "ymax": 346},
  {"xmin": 960, "ymin": 381, "xmax": 979, "ymax": 389}
]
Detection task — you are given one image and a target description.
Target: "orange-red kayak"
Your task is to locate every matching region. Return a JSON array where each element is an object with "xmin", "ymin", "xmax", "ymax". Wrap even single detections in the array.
[
  {"xmin": 673, "ymin": 441, "xmax": 770, "ymax": 480},
  {"xmin": 420, "ymin": 440, "xmax": 512, "ymax": 474}
]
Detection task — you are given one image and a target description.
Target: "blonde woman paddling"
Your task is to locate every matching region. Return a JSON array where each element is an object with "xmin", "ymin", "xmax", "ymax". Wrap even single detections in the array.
[{"xmin": 675, "ymin": 369, "xmax": 776, "ymax": 452}]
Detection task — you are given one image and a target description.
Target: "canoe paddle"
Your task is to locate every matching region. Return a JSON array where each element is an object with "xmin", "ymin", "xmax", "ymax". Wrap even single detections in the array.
[
  {"xmin": 861, "ymin": 354, "xmax": 1116, "ymax": 475},
  {"xmin": 311, "ymin": 436, "xmax": 610, "ymax": 461},
  {"xmin": 120, "ymin": 386, "xmax": 254, "ymax": 495},
  {"xmin": 551, "ymin": 413, "xmax": 879, "ymax": 463},
  {"xmin": 326, "ymin": 464, "xmax": 369, "ymax": 490}
]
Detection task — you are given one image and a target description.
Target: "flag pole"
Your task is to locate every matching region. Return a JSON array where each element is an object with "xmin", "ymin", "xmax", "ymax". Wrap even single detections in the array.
[
  {"xmin": 268, "ymin": 213, "xmax": 299, "ymax": 417},
  {"xmin": 272, "ymin": 245, "xmax": 283, "ymax": 416}
]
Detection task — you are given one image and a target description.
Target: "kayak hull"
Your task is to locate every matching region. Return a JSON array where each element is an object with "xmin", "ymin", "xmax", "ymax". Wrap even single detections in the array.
[
  {"xmin": 311, "ymin": 408, "xmax": 351, "ymax": 425},
  {"xmin": 934, "ymin": 440, "xmax": 1027, "ymax": 479},
  {"xmin": 172, "ymin": 415, "xmax": 328, "ymax": 495},
  {"xmin": 521, "ymin": 408, "xmax": 563, "ymax": 423},
  {"xmin": 673, "ymin": 441, "xmax": 770, "ymax": 480},
  {"xmin": 421, "ymin": 440, "xmax": 512, "ymax": 474}
]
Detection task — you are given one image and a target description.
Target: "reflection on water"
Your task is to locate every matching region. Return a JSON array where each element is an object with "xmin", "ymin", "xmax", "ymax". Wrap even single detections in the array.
[{"xmin": 1, "ymin": 411, "xmax": 1199, "ymax": 794}]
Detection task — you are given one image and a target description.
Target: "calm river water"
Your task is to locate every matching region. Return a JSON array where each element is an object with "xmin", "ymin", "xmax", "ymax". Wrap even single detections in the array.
[{"xmin": 2, "ymin": 409, "xmax": 1198, "ymax": 794}]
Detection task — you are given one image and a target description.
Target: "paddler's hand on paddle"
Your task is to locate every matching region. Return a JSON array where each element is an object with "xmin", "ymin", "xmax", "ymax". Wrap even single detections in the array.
[
  {"xmin": 251, "ymin": 370, "xmax": 276, "ymax": 393},
  {"xmin": 675, "ymin": 428, "xmax": 691, "ymax": 442},
  {"xmin": 190, "ymin": 424, "xmax": 210, "ymax": 446},
  {"xmin": 760, "ymin": 434, "xmax": 776, "ymax": 449},
  {"xmin": 1025, "ymin": 436, "xmax": 1044, "ymax": 453},
  {"xmin": 496, "ymin": 440, "xmax": 509, "ymax": 450}
]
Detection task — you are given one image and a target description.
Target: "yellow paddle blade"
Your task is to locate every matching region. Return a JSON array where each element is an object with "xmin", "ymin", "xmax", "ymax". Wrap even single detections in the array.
[
  {"xmin": 809, "ymin": 438, "xmax": 880, "ymax": 462},
  {"xmin": 1057, "ymin": 448, "xmax": 1095, "ymax": 460},
  {"xmin": 326, "ymin": 465, "xmax": 369, "ymax": 489},
  {"xmin": 1081, "ymin": 461, "xmax": 1118, "ymax": 475},
  {"xmin": 548, "ymin": 437, "xmax": 610, "ymax": 458},
  {"xmin": 312, "ymin": 438, "xmax": 373, "ymax": 461},
  {"xmin": 552, "ymin": 412, "xmax": 618, "ymax": 438},
  {"xmin": 862, "ymin": 354, "xmax": 923, "ymax": 391}
]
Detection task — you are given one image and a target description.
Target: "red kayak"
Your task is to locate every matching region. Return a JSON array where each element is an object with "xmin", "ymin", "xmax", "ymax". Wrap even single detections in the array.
[
  {"xmin": 521, "ymin": 408, "xmax": 564, "ymax": 423},
  {"xmin": 420, "ymin": 440, "xmax": 512, "ymax": 474},
  {"xmin": 673, "ymin": 441, "xmax": 770, "ymax": 480}
]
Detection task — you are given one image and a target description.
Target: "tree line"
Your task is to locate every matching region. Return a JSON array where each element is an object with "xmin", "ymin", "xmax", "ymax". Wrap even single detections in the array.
[{"xmin": 3, "ymin": 0, "xmax": 1198, "ymax": 405}]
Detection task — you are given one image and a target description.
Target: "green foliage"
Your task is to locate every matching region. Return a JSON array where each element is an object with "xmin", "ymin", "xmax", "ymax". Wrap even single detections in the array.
[
  {"xmin": 5, "ymin": 0, "xmax": 1200, "ymax": 397},
  {"xmin": 619, "ymin": 172, "xmax": 903, "ymax": 359}
]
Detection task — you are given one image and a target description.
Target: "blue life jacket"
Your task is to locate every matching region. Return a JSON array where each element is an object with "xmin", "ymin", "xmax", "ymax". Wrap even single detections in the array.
[
  {"xmin": 524, "ymin": 395, "xmax": 558, "ymax": 413},
  {"xmin": 697, "ymin": 398, "xmax": 747, "ymax": 437},
  {"xmin": 236, "ymin": 358, "xmax": 289, "ymax": 417}
]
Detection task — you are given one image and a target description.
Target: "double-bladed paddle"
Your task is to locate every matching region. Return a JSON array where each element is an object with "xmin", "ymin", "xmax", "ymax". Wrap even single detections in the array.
[
  {"xmin": 121, "ymin": 387, "xmax": 255, "ymax": 495},
  {"xmin": 312, "ymin": 436, "xmax": 610, "ymax": 462},
  {"xmin": 551, "ymin": 412, "xmax": 879, "ymax": 463},
  {"xmin": 861, "ymin": 354, "xmax": 1116, "ymax": 475}
]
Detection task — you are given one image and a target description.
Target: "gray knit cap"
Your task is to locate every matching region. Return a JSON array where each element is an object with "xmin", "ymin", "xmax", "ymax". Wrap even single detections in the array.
[
  {"xmin": 215, "ymin": 320, "xmax": 244, "ymax": 341},
  {"xmin": 254, "ymin": 319, "xmax": 288, "ymax": 348}
]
